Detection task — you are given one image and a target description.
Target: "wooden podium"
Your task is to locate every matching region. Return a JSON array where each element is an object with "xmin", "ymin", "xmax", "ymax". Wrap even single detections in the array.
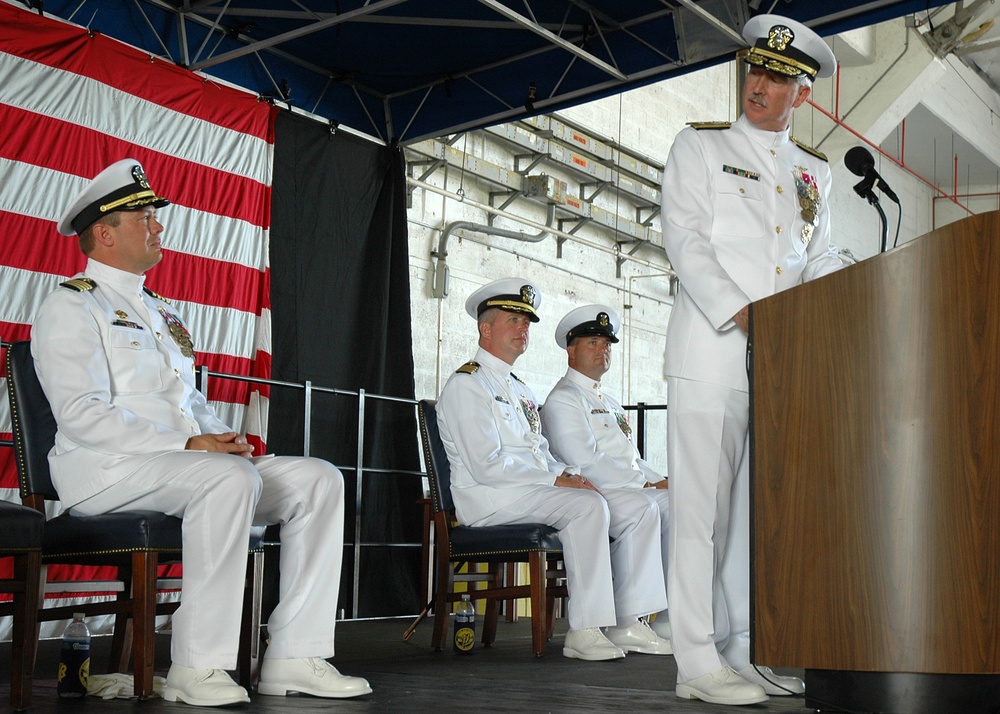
[{"xmin": 749, "ymin": 211, "xmax": 1000, "ymax": 713}]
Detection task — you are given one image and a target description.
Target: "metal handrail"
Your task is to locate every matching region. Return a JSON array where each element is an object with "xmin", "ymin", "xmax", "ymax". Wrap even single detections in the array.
[
  {"xmin": 194, "ymin": 366, "xmax": 427, "ymax": 619},
  {"xmin": 623, "ymin": 402, "xmax": 668, "ymax": 460}
]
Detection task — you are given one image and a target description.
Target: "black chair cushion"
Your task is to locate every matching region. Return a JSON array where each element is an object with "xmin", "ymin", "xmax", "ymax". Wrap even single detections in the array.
[
  {"xmin": 40, "ymin": 514, "xmax": 265, "ymax": 563},
  {"xmin": 0, "ymin": 499, "xmax": 44, "ymax": 552},
  {"xmin": 41, "ymin": 511, "xmax": 183, "ymax": 563},
  {"xmin": 450, "ymin": 523, "xmax": 563, "ymax": 561}
]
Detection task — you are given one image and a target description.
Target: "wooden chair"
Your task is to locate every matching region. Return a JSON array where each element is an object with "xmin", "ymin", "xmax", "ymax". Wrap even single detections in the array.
[
  {"xmin": 416, "ymin": 399, "xmax": 566, "ymax": 656},
  {"xmin": 0, "ymin": 500, "xmax": 44, "ymax": 710},
  {"xmin": 5, "ymin": 340, "xmax": 264, "ymax": 697}
]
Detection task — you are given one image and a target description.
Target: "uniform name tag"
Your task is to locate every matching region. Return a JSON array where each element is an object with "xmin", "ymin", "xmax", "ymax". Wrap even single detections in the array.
[
  {"xmin": 590, "ymin": 408, "xmax": 610, "ymax": 414},
  {"xmin": 723, "ymin": 164, "xmax": 760, "ymax": 181},
  {"xmin": 494, "ymin": 395, "xmax": 510, "ymax": 405}
]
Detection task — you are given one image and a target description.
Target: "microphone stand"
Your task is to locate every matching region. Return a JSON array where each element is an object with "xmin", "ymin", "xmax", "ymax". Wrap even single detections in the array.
[{"xmin": 853, "ymin": 176, "xmax": 888, "ymax": 253}]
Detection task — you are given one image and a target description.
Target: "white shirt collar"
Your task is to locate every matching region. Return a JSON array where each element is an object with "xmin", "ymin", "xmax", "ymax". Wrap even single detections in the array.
[
  {"xmin": 736, "ymin": 113, "xmax": 790, "ymax": 150},
  {"xmin": 85, "ymin": 258, "xmax": 147, "ymax": 295},
  {"xmin": 564, "ymin": 367, "xmax": 601, "ymax": 392},
  {"xmin": 474, "ymin": 346, "xmax": 519, "ymax": 377}
]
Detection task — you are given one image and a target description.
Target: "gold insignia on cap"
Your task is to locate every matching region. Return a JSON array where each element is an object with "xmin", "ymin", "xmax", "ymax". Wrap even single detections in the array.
[
  {"xmin": 739, "ymin": 48, "xmax": 817, "ymax": 78},
  {"xmin": 768, "ymin": 25, "xmax": 794, "ymax": 52},
  {"xmin": 100, "ymin": 190, "xmax": 159, "ymax": 213},
  {"xmin": 598, "ymin": 312, "xmax": 609, "ymax": 327},
  {"xmin": 131, "ymin": 164, "xmax": 152, "ymax": 190},
  {"xmin": 520, "ymin": 285, "xmax": 536, "ymax": 307}
]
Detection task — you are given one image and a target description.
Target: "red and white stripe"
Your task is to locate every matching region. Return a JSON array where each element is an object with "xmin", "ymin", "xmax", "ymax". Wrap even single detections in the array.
[{"xmin": 0, "ymin": 2, "xmax": 275, "ymax": 592}]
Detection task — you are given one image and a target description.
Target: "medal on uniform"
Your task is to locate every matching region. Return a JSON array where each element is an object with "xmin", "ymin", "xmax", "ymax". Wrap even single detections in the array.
[
  {"xmin": 519, "ymin": 395, "xmax": 541, "ymax": 434},
  {"xmin": 615, "ymin": 411, "xmax": 633, "ymax": 441},
  {"xmin": 157, "ymin": 306, "xmax": 195, "ymax": 358},
  {"xmin": 794, "ymin": 166, "xmax": 820, "ymax": 244}
]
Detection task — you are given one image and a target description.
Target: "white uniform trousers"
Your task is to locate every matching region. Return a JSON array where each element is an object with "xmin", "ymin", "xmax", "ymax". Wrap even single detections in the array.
[
  {"xmin": 666, "ymin": 377, "xmax": 750, "ymax": 683},
  {"xmin": 69, "ymin": 451, "xmax": 345, "ymax": 670},
  {"xmin": 719, "ymin": 434, "xmax": 752, "ymax": 671},
  {"xmin": 472, "ymin": 485, "xmax": 665, "ymax": 630},
  {"xmin": 644, "ymin": 488, "xmax": 671, "ymax": 619}
]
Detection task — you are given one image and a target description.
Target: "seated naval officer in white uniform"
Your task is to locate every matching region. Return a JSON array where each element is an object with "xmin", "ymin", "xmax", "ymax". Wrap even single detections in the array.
[
  {"xmin": 32, "ymin": 159, "xmax": 371, "ymax": 707},
  {"xmin": 436, "ymin": 278, "xmax": 667, "ymax": 661},
  {"xmin": 541, "ymin": 305, "xmax": 672, "ymax": 653}
]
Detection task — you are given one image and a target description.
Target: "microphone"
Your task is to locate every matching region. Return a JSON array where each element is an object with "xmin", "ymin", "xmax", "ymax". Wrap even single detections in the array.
[{"xmin": 845, "ymin": 146, "xmax": 899, "ymax": 204}]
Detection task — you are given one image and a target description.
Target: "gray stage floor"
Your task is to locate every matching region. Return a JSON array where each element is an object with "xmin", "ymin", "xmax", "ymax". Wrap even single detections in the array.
[{"xmin": 2, "ymin": 618, "xmax": 816, "ymax": 713}]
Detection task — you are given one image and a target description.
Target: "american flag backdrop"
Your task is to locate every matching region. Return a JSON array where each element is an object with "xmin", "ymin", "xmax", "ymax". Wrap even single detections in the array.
[{"xmin": 0, "ymin": 4, "xmax": 276, "ymax": 616}]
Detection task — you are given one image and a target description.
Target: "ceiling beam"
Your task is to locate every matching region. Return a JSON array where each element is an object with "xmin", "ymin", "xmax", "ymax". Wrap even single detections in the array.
[
  {"xmin": 188, "ymin": 0, "xmax": 410, "ymax": 71},
  {"xmin": 476, "ymin": 0, "xmax": 628, "ymax": 81}
]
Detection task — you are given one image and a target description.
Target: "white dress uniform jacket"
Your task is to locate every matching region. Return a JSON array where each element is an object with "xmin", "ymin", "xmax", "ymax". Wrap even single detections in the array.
[
  {"xmin": 663, "ymin": 113, "xmax": 843, "ymax": 390},
  {"xmin": 31, "ymin": 259, "xmax": 230, "ymax": 508},
  {"xmin": 437, "ymin": 347, "xmax": 571, "ymax": 526},
  {"xmin": 541, "ymin": 368, "xmax": 663, "ymax": 489}
]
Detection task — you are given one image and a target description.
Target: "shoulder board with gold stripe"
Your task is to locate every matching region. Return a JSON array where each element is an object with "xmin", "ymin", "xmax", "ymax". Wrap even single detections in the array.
[
  {"xmin": 142, "ymin": 286, "xmax": 172, "ymax": 304},
  {"xmin": 455, "ymin": 361, "xmax": 480, "ymax": 375},
  {"xmin": 791, "ymin": 137, "xmax": 828, "ymax": 162},
  {"xmin": 688, "ymin": 121, "xmax": 731, "ymax": 131},
  {"xmin": 59, "ymin": 278, "xmax": 97, "ymax": 292},
  {"xmin": 510, "ymin": 372, "xmax": 525, "ymax": 384}
]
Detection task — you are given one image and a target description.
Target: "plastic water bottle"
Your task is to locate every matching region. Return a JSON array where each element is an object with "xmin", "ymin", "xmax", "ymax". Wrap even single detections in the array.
[
  {"xmin": 57, "ymin": 613, "xmax": 91, "ymax": 698},
  {"xmin": 453, "ymin": 593, "xmax": 476, "ymax": 654}
]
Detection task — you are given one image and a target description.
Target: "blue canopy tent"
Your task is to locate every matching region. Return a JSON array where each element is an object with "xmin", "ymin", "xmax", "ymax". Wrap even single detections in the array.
[{"xmin": 27, "ymin": 0, "xmax": 956, "ymax": 144}]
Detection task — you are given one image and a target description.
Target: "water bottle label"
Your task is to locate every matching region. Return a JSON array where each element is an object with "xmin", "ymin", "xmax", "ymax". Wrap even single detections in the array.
[
  {"xmin": 454, "ymin": 625, "xmax": 476, "ymax": 652},
  {"xmin": 58, "ymin": 645, "xmax": 90, "ymax": 696}
]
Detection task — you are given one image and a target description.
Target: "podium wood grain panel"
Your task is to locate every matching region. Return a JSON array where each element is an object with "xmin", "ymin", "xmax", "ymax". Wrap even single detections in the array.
[{"xmin": 749, "ymin": 210, "xmax": 1000, "ymax": 673}]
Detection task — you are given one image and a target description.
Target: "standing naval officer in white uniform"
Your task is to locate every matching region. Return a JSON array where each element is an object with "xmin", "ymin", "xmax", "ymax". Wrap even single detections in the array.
[
  {"xmin": 541, "ymin": 304, "xmax": 672, "ymax": 652},
  {"xmin": 31, "ymin": 159, "xmax": 371, "ymax": 707},
  {"xmin": 436, "ymin": 279, "xmax": 668, "ymax": 661},
  {"xmin": 661, "ymin": 15, "xmax": 845, "ymax": 706}
]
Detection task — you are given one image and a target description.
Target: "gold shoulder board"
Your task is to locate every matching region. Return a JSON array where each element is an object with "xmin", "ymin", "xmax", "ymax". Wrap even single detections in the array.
[
  {"xmin": 456, "ymin": 361, "xmax": 480, "ymax": 375},
  {"xmin": 688, "ymin": 121, "xmax": 731, "ymax": 130},
  {"xmin": 510, "ymin": 372, "xmax": 525, "ymax": 384},
  {"xmin": 59, "ymin": 278, "xmax": 97, "ymax": 292},
  {"xmin": 142, "ymin": 286, "xmax": 172, "ymax": 304},
  {"xmin": 791, "ymin": 137, "xmax": 828, "ymax": 162}
]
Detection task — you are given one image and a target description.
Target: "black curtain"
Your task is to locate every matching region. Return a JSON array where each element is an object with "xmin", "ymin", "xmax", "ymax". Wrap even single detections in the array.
[{"xmin": 268, "ymin": 109, "xmax": 422, "ymax": 618}]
